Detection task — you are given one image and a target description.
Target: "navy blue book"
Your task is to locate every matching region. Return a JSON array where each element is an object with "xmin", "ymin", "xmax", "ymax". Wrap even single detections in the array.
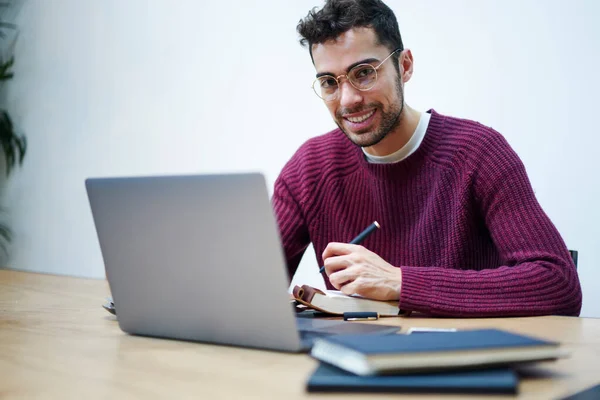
[
  {"xmin": 310, "ymin": 328, "xmax": 567, "ymax": 376},
  {"xmin": 307, "ymin": 363, "xmax": 518, "ymax": 394}
]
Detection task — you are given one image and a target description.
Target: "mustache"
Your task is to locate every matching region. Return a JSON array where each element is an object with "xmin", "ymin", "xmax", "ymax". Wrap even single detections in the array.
[{"xmin": 336, "ymin": 103, "xmax": 381, "ymax": 119}]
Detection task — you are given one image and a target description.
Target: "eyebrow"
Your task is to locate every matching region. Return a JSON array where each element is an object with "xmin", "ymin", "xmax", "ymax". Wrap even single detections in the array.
[{"xmin": 315, "ymin": 57, "xmax": 380, "ymax": 78}]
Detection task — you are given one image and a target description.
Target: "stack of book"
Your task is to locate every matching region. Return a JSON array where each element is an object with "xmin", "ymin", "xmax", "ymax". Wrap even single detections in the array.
[{"xmin": 306, "ymin": 328, "xmax": 569, "ymax": 395}]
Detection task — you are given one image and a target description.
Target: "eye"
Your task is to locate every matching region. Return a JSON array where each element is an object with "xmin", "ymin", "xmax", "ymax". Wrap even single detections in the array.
[
  {"xmin": 350, "ymin": 65, "xmax": 377, "ymax": 89},
  {"xmin": 319, "ymin": 76, "xmax": 338, "ymax": 89},
  {"xmin": 353, "ymin": 65, "xmax": 376, "ymax": 79}
]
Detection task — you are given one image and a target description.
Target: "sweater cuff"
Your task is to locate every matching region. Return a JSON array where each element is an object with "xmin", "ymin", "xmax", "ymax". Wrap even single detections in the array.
[{"xmin": 398, "ymin": 265, "xmax": 434, "ymax": 314}]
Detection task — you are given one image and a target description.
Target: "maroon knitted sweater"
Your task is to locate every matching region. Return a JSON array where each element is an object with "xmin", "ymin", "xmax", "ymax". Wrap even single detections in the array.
[{"xmin": 272, "ymin": 109, "xmax": 581, "ymax": 317}]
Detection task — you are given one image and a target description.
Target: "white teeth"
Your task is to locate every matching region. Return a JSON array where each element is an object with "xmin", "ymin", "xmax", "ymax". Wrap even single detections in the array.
[{"xmin": 346, "ymin": 110, "xmax": 375, "ymax": 123}]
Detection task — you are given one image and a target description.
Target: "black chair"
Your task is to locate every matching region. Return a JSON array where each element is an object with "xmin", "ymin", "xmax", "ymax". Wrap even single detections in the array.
[{"xmin": 569, "ymin": 250, "xmax": 578, "ymax": 269}]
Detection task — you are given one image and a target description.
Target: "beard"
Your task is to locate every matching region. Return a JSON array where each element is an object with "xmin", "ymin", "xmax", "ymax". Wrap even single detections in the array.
[{"xmin": 335, "ymin": 77, "xmax": 404, "ymax": 148}]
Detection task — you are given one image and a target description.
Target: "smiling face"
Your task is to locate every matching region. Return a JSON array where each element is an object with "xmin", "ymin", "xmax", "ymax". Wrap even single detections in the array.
[{"xmin": 312, "ymin": 27, "xmax": 405, "ymax": 149}]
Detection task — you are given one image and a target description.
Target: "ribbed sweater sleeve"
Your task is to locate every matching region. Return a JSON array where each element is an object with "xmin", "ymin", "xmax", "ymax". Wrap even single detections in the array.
[
  {"xmin": 399, "ymin": 123, "xmax": 582, "ymax": 317},
  {"xmin": 272, "ymin": 175, "xmax": 310, "ymax": 280}
]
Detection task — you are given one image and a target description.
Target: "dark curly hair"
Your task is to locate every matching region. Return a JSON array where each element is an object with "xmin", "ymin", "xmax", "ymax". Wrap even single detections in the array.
[{"xmin": 297, "ymin": 0, "xmax": 404, "ymax": 65}]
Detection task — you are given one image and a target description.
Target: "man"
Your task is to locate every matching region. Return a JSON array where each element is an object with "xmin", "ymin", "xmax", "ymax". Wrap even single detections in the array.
[{"xmin": 272, "ymin": 0, "xmax": 582, "ymax": 317}]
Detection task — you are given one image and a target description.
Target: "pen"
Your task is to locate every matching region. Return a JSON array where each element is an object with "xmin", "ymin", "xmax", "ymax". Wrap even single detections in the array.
[
  {"xmin": 343, "ymin": 312, "xmax": 379, "ymax": 321},
  {"xmin": 319, "ymin": 221, "xmax": 381, "ymax": 274},
  {"xmin": 407, "ymin": 327, "xmax": 458, "ymax": 334}
]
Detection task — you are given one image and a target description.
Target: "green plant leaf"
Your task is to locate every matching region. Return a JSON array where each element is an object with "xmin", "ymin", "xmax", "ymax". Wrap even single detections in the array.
[
  {"xmin": 0, "ymin": 220, "xmax": 11, "ymax": 258},
  {"xmin": 0, "ymin": 109, "xmax": 26, "ymax": 176},
  {"xmin": 0, "ymin": 57, "xmax": 14, "ymax": 81}
]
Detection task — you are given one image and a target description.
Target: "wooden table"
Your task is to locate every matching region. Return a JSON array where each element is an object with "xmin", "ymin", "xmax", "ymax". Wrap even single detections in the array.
[{"xmin": 1, "ymin": 270, "xmax": 599, "ymax": 399}]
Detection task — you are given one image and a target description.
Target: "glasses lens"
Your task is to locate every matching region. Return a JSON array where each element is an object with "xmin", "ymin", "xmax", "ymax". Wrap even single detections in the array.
[
  {"xmin": 314, "ymin": 76, "xmax": 338, "ymax": 100},
  {"xmin": 349, "ymin": 64, "xmax": 377, "ymax": 90}
]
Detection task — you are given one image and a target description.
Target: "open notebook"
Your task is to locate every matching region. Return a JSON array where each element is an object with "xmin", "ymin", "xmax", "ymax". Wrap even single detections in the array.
[{"xmin": 292, "ymin": 284, "xmax": 402, "ymax": 316}]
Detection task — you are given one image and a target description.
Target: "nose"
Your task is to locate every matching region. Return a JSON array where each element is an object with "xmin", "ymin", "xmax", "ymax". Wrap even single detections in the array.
[{"xmin": 338, "ymin": 79, "xmax": 363, "ymax": 109}]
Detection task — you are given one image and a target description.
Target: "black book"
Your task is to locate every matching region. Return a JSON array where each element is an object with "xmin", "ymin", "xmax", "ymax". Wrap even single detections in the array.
[
  {"xmin": 307, "ymin": 363, "xmax": 518, "ymax": 394},
  {"xmin": 310, "ymin": 328, "xmax": 567, "ymax": 375}
]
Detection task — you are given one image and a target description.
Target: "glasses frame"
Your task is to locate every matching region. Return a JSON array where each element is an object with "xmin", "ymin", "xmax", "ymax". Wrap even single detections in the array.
[{"xmin": 312, "ymin": 48, "xmax": 402, "ymax": 102}]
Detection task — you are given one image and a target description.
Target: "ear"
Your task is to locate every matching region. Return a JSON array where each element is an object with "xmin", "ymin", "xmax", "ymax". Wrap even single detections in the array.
[{"xmin": 398, "ymin": 49, "xmax": 414, "ymax": 83}]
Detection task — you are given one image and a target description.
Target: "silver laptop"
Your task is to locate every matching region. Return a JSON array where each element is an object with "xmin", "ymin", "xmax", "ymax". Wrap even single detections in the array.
[{"xmin": 85, "ymin": 173, "xmax": 399, "ymax": 352}]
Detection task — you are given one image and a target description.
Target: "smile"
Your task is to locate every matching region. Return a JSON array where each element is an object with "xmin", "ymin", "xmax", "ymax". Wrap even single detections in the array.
[{"xmin": 344, "ymin": 109, "xmax": 376, "ymax": 123}]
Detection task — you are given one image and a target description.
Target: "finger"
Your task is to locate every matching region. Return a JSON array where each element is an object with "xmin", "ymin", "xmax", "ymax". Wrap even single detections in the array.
[
  {"xmin": 322, "ymin": 242, "xmax": 364, "ymax": 260},
  {"xmin": 323, "ymin": 254, "xmax": 354, "ymax": 275},
  {"xmin": 328, "ymin": 274, "xmax": 349, "ymax": 291},
  {"xmin": 329, "ymin": 267, "xmax": 358, "ymax": 289},
  {"xmin": 340, "ymin": 278, "xmax": 361, "ymax": 296}
]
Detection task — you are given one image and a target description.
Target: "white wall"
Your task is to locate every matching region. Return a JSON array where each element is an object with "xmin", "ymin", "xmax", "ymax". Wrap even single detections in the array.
[{"xmin": 4, "ymin": 0, "xmax": 599, "ymax": 317}]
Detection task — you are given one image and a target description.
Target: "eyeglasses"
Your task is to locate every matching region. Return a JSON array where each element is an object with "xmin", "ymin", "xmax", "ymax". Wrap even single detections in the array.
[{"xmin": 312, "ymin": 48, "xmax": 402, "ymax": 102}]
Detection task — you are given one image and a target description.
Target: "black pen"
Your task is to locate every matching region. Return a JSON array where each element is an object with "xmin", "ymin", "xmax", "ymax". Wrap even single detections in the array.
[
  {"xmin": 343, "ymin": 312, "xmax": 379, "ymax": 321},
  {"xmin": 319, "ymin": 221, "xmax": 381, "ymax": 274}
]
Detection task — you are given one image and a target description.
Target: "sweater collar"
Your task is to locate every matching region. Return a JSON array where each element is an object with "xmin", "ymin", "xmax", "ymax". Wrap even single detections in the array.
[{"xmin": 350, "ymin": 108, "xmax": 446, "ymax": 180}]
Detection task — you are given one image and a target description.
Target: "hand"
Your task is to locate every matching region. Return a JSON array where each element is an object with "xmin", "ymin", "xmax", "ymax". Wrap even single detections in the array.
[{"xmin": 322, "ymin": 243, "xmax": 402, "ymax": 301}]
